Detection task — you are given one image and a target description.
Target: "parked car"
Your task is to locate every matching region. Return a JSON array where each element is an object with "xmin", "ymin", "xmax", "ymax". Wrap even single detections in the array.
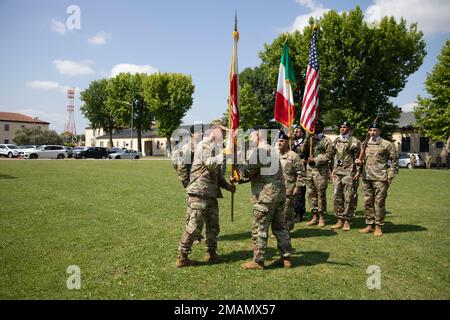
[
  {"xmin": 64, "ymin": 147, "xmax": 74, "ymax": 158},
  {"xmin": 107, "ymin": 147, "xmax": 127, "ymax": 155},
  {"xmin": 0, "ymin": 144, "xmax": 20, "ymax": 158},
  {"xmin": 74, "ymin": 147, "xmax": 108, "ymax": 159},
  {"xmin": 108, "ymin": 149, "xmax": 142, "ymax": 159},
  {"xmin": 18, "ymin": 145, "xmax": 39, "ymax": 157},
  {"xmin": 398, "ymin": 152, "xmax": 425, "ymax": 168},
  {"xmin": 23, "ymin": 145, "xmax": 68, "ymax": 159}
]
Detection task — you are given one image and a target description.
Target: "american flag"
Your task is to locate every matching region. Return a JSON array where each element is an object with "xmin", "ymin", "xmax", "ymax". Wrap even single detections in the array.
[{"xmin": 300, "ymin": 27, "xmax": 320, "ymax": 134}]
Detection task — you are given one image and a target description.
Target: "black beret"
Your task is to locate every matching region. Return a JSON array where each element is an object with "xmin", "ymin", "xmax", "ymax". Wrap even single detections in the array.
[
  {"xmin": 369, "ymin": 123, "xmax": 380, "ymax": 129},
  {"xmin": 315, "ymin": 119, "xmax": 324, "ymax": 127},
  {"xmin": 340, "ymin": 120, "xmax": 352, "ymax": 128},
  {"xmin": 277, "ymin": 130, "xmax": 289, "ymax": 140},
  {"xmin": 252, "ymin": 124, "xmax": 265, "ymax": 131}
]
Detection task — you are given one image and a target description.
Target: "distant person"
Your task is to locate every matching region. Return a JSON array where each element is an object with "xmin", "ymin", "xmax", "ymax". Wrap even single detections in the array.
[
  {"xmin": 425, "ymin": 153, "xmax": 432, "ymax": 169},
  {"xmin": 409, "ymin": 153, "xmax": 416, "ymax": 169},
  {"xmin": 436, "ymin": 155, "xmax": 442, "ymax": 169},
  {"xmin": 355, "ymin": 123, "xmax": 398, "ymax": 237}
]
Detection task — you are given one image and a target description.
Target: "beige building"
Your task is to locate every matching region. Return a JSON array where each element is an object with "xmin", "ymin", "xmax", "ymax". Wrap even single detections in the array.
[
  {"xmin": 84, "ymin": 127, "xmax": 174, "ymax": 156},
  {"xmin": 0, "ymin": 112, "xmax": 50, "ymax": 144}
]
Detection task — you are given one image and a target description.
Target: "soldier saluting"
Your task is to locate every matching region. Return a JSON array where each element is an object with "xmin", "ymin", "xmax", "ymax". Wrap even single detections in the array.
[
  {"xmin": 355, "ymin": 122, "xmax": 398, "ymax": 237},
  {"xmin": 330, "ymin": 121, "xmax": 361, "ymax": 231}
]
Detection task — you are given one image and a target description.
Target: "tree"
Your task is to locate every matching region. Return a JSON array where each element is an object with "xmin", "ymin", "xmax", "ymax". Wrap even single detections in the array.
[
  {"xmin": 13, "ymin": 127, "xmax": 63, "ymax": 145},
  {"xmin": 80, "ymin": 79, "xmax": 119, "ymax": 147},
  {"xmin": 259, "ymin": 6, "xmax": 426, "ymax": 138},
  {"xmin": 142, "ymin": 73, "xmax": 195, "ymax": 155},
  {"xmin": 236, "ymin": 83, "xmax": 265, "ymax": 131},
  {"xmin": 414, "ymin": 40, "xmax": 450, "ymax": 142},
  {"xmin": 107, "ymin": 73, "xmax": 154, "ymax": 152}
]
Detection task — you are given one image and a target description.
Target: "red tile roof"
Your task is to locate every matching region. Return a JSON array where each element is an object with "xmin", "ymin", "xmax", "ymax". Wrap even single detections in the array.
[{"xmin": 0, "ymin": 112, "xmax": 50, "ymax": 124}]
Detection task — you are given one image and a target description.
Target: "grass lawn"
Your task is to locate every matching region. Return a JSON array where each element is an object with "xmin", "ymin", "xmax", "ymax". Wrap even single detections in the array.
[{"xmin": 0, "ymin": 159, "xmax": 449, "ymax": 299}]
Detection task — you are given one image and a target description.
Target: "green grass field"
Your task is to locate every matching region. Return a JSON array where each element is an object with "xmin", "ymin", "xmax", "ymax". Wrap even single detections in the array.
[{"xmin": 0, "ymin": 159, "xmax": 449, "ymax": 299}]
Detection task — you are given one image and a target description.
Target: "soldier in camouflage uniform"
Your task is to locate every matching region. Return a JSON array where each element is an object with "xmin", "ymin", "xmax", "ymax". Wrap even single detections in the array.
[
  {"xmin": 291, "ymin": 125, "xmax": 307, "ymax": 222},
  {"xmin": 301, "ymin": 120, "xmax": 333, "ymax": 228},
  {"xmin": 233, "ymin": 126, "xmax": 293, "ymax": 270},
  {"xmin": 176, "ymin": 120, "xmax": 236, "ymax": 268},
  {"xmin": 175, "ymin": 125, "xmax": 205, "ymax": 244},
  {"xmin": 330, "ymin": 121, "xmax": 361, "ymax": 231},
  {"xmin": 355, "ymin": 123, "xmax": 398, "ymax": 237},
  {"xmin": 277, "ymin": 130, "xmax": 306, "ymax": 231}
]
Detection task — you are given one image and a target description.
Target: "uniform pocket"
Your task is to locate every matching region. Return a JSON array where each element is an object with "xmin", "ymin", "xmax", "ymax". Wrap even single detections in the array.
[{"xmin": 188, "ymin": 198, "xmax": 207, "ymax": 210}]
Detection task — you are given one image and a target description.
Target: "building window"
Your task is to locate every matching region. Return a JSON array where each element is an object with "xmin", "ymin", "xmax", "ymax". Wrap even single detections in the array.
[
  {"xmin": 401, "ymin": 137, "xmax": 411, "ymax": 152},
  {"xmin": 4, "ymin": 124, "xmax": 9, "ymax": 131},
  {"xmin": 420, "ymin": 137, "xmax": 429, "ymax": 152},
  {"xmin": 4, "ymin": 139, "xmax": 9, "ymax": 143},
  {"xmin": 116, "ymin": 142, "xmax": 119, "ymax": 147},
  {"xmin": 100, "ymin": 141, "xmax": 104, "ymax": 147},
  {"xmin": 123, "ymin": 141, "xmax": 126, "ymax": 148},
  {"xmin": 157, "ymin": 141, "xmax": 160, "ymax": 149},
  {"xmin": 436, "ymin": 142, "xmax": 444, "ymax": 149}
]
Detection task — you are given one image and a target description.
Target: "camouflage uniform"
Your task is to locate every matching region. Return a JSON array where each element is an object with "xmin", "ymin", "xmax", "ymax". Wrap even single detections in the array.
[
  {"xmin": 237, "ymin": 142, "xmax": 293, "ymax": 263},
  {"xmin": 362, "ymin": 138, "xmax": 398, "ymax": 226},
  {"xmin": 301, "ymin": 134, "xmax": 333, "ymax": 219},
  {"xmin": 178, "ymin": 136, "xmax": 232, "ymax": 255},
  {"xmin": 280, "ymin": 150, "xmax": 306, "ymax": 230},
  {"xmin": 331, "ymin": 135, "xmax": 361, "ymax": 221},
  {"xmin": 291, "ymin": 138, "xmax": 307, "ymax": 220},
  {"xmin": 409, "ymin": 153, "xmax": 415, "ymax": 169}
]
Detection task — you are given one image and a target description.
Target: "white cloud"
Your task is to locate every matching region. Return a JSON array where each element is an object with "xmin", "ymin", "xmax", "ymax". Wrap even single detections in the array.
[
  {"xmin": 400, "ymin": 102, "xmax": 418, "ymax": 112},
  {"xmin": 290, "ymin": 6, "xmax": 330, "ymax": 32},
  {"xmin": 110, "ymin": 63, "xmax": 158, "ymax": 77},
  {"xmin": 365, "ymin": 0, "xmax": 450, "ymax": 35},
  {"xmin": 26, "ymin": 81, "xmax": 81, "ymax": 94},
  {"xmin": 295, "ymin": 0, "xmax": 316, "ymax": 10},
  {"xmin": 53, "ymin": 60, "xmax": 94, "ymax": 76},
  {"xmin": 26, "ymin": 81, "xmax": 61, "ymax": 91},
  {"xmin": 88, "ymin": 32, "xmax": 112, "ymax": 45},
  {"xmin": 51, "ymin": 19, "xmax": 66, "ymax": 35}
]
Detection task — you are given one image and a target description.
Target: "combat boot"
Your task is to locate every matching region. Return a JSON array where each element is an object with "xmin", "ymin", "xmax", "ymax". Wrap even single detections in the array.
[
  {"xmin": 176, "ymin": 252, "xmax": 195, "ymax": 268},
  {"xmin": 270, "ymin": 257, "xmax": 292, "ymax": 268},
  {"xmin": 342, "ymin": 220, "xmax": 351, "ymax": 231},
  {"xmin": 331, "ymin": 219, "xmax": 344, "ymax": 230},
  {"xmin": 204, "ymin": 250, "xmax": 226, "ymax": 263},
  {"xmin": 305, "ymin": 215, "xmax": 319, "ymax": 226},
  {"xmin": 374, "ymin": 225, "xmax": 383, "ymax": 237},
  {"xmin": 241, "ymin": 260, "xmax": 264, "ymax": 270},
  {"xmin": 359, "ymin": 225, "xmax": 373, "ymax": 234},
  {"xmin": 317, "ymin": 215, "xmax": 326, "ymax": 228}
]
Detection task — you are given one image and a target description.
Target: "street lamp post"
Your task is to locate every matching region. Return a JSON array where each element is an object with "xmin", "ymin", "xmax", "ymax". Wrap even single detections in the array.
[{"xmin": 130, "ymin": 99, "xmax": 134, "ymax": 151}]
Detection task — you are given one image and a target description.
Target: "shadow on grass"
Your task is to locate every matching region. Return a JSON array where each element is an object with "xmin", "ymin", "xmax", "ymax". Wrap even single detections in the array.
[
  {"xmin": 349, "ymin": 214, "xmax": 428, "ymax": 233},
  {"xmin": 217, "ymin": 231, "xmax": 251, "ymax": 241},
  {"xmin": 0, "ymin": 173, "xmax": 17, "ymax": 179},
  {"xmin": 290, "ymin": 228, "xmax": 338, "ymax": 239}
]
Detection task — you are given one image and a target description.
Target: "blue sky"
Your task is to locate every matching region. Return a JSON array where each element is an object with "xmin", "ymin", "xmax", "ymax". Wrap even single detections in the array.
[{"xmin": 0, "ymin": 0, "xmax": 449, "ymax": 133}]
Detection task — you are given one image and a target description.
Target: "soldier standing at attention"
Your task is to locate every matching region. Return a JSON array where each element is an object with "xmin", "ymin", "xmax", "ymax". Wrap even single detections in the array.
[
  {"xmin": 301, "ymin": 120, "xmax": 333, "ymax": 228},
  {"xmin": 355, "ymin": 123, "xmax": 398, "ymax": 237},
  {"xmin": 176, "ymin": 125, "xmax": 204, "ymax": 244},
  {"xmin": 232, "ymin": 125, "xmax": 293, "ymax": 270},
  {"xmin": 330, "ymin": 121, "xmax": 361, "ymax": 231},
  {"xmin": 277, "ymin": 130, "xmax": 306, "ymax": 231},
  {"xmin": 176, "ymin": 120, "xmax": 236, "ymax": 268},
  {"xmin": 291, "ymin": 125, "xmax": 307, "ymax": 222},
  {"xmin": 425, "ymin": 153, "xmax": 432, "ymax": 169}
]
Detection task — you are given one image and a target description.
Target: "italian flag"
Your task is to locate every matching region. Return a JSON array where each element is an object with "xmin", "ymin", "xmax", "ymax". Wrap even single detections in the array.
[{"xmin": 274, "ymin": 41, "xmax": 297, "ymax": 128}]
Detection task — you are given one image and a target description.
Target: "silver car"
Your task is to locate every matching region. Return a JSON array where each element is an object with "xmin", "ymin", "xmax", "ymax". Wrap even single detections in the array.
[
  {"xmin": 108, "ymin": 149, "xmax": 142, "ymax": 159},
  {"xmin": 0, "ymin": 144, "xmax": 20, "ymax": 158},
  {"xmin": 398, "ymin": 153, "xmax": 425, "ymax": 168}
]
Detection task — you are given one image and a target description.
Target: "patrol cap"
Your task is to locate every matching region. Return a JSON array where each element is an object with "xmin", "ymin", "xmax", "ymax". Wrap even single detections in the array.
[
  {"xmin": 210, "ymin": 119, "xmax": 227, "ymax": 130},
  {"xmin": 369, "ymin": 122, "xmax": 381, "ymax": 129},
  {"xmin": 340, "ymin": 120, "xmax": 352, "ymax": 128},
  {"xmin": 277, "ymin": 130, "xmax": 289, "ymax": 140}
]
